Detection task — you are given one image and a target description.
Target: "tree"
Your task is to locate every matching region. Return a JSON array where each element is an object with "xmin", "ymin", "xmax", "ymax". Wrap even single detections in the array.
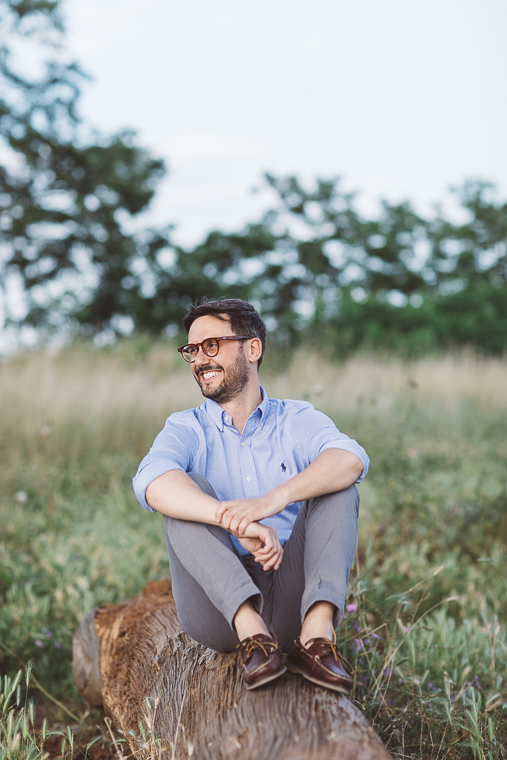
[
  {"xmin": 1, "ymin": 0, "xmax": 505, "ymax": 354},
  {"xmin": 173, "ymin": 175, "xmax": 506, "ymax": 354},
  {"xmin": 0, "ymin": 0, "xmax": 171, "ymax": 339}
]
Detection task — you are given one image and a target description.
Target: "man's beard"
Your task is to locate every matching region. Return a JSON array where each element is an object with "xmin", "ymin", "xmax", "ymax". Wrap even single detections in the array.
[{"xmin": 193, "ymin": 351, "xmax": 250, "ymax": 404}]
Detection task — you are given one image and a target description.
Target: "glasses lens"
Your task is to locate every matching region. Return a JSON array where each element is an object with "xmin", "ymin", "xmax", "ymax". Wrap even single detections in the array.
[
  {"xmin": 202, "ymin": 338, "xmax": 220, "ymax": 357},
  {"xmin": 182, "ymin": 346, "xmax": 197, "ymax": 362}
]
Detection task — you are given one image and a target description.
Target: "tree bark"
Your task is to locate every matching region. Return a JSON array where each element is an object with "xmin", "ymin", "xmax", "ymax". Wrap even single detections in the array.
[{"xmin": 73, "ymin": 579, "xmax": 391, "ymax": 760}]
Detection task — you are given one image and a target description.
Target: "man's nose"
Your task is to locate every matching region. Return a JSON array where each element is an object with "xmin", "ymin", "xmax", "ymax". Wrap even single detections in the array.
[{"xmin": 193, "ymin": 346, "xmax": 210, "ymax": 366}]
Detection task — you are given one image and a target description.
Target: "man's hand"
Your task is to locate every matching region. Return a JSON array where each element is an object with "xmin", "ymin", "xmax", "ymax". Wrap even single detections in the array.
[
  {"xmin": 236, "ymin": 522, "xmax": 283, "ymax": 571},
  {"xmin": 216, "ymin": 493, "xmax": 287, "ymax": 536}
]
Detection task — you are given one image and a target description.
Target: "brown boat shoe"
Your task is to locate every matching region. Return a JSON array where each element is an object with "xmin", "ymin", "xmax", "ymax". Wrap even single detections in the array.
[
  {"xmin": 237, "ymin": 633, "xmax": 286, "ymax": 690},
  {"xmin": 286, "ymin": 636, "xmax": 354, "ymax": 694}
]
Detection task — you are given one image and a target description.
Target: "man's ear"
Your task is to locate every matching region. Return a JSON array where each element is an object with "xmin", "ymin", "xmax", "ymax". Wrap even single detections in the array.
[{"xmin": 247, "ymin": 337, "xmax": 262, "ymax": 365}]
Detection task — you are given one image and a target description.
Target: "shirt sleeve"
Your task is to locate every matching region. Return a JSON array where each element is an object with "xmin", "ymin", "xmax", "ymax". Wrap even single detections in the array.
[
  {"xmin": 291, "ymin": 404, "xmax": 369, "ymax": 482},
  {"xmin": 132, "ymin": 412, "xmax": 200, "ymax": 512}
]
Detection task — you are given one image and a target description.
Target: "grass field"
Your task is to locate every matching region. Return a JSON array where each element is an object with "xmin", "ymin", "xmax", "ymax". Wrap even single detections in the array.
[{"xmin": 1, "ymin": 340, "xmax": 506, "ymax": 759}]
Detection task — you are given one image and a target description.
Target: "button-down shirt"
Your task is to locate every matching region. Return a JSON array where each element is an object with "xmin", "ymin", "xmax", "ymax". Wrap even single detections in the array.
[{"xmin": 133, "ymin": 388, "xmax": 369, "ymax": 554}]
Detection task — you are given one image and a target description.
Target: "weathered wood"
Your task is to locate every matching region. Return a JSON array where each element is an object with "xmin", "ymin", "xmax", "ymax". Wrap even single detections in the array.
[{"xmin": 73, "ymin": 579, "xmax": 391, "ymax": 760}]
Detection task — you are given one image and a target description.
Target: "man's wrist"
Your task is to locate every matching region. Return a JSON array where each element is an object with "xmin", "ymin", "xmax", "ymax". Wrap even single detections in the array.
[{"xmin": 268, "ymin": 486, "xmax": 291, "ymax": 514}]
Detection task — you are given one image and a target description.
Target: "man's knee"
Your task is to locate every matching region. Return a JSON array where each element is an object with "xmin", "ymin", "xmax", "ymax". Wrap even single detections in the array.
[
  {"xmin": 187, "ymin": 472, "xmax": 218, "ymax": 499},
  {"xmin": 308, "ymin": 483, "xmax": 359, "ymax": 517},
  {"xmin": 337, "ymin": 483, "xmax": 360, "ymax": 515}
]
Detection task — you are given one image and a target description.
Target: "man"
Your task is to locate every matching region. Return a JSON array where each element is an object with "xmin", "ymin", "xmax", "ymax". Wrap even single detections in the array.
[{"xmin": 133, "ymin": 298, "xmax": 369, "ymax": 692}]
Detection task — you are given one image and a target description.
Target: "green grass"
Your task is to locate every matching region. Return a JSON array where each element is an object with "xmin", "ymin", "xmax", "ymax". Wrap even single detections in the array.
[{"xmin": 1, "ymin": 340, "xmax": 506, "ymax": 758}]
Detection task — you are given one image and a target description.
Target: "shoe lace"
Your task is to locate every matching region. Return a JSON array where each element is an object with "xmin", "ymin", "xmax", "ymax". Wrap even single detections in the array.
[
  {"xmin": 238, "ymin": 637, "xmax": 276, "ymax": 659},
  {"xmin": 303, "ymin": 638, "xmax": 355, "ymax": 676},
  {"xmin": 326, "ymin": 642, "xmax": 354, "ymax": 676}
]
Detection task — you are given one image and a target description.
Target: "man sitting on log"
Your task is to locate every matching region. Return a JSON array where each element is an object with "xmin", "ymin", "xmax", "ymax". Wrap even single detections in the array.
[{"xmin": 133, "ymin": 298, "xmax": 369, "ymax": 693}]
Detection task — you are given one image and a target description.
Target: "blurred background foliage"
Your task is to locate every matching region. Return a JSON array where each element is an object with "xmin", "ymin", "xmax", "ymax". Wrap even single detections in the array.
[{"xmin": 1, "ymin": 0, "xmax": 506, "ymax": 355}]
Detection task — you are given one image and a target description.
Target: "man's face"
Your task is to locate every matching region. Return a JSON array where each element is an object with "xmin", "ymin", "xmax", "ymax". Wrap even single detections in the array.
[{"xmin": 187, "ymin": 315, "xmax": 250, "ymax": 404}]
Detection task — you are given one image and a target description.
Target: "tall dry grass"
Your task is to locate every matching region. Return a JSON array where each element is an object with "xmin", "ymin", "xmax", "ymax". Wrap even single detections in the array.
[{"xmin": 1, "ymin": 341, "xmax": 506, "ymax": 759}]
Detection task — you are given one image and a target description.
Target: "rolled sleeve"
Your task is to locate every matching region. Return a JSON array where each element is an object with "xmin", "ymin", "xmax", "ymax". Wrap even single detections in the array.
[
  {"xmin": 292, "ymin": 406, "xmax": 369, "ymax": 482},
  {"xmin": 132, "ymin": 416, "xmax": 198, "ymax": 511}
]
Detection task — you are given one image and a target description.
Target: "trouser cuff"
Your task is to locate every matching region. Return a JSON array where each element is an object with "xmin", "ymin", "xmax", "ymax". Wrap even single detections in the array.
[
  {"xmin": 224, "ymin": 584, "xmax": 263, "ymax": 632},
  {"xmin": 302, "ymin": 586, "xmax": 345, "ymax": 629}
]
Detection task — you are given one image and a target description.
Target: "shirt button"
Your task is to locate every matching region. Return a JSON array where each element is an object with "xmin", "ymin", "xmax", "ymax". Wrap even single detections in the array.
[
  {"xmin": 246, "ymin": 476, "xmax": 251, "ymax": 482},
  {"xmin": 241, "ymin": 443, "xmax": 246, "ymax": 447}
]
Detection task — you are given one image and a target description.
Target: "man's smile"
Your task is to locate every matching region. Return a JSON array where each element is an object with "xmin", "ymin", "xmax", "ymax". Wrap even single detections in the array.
[
  {"xmin": 195, "ymin": 364, "xmax": 225, "ymax": 384},
  {"xmin": 200, "ymin": 369, "xmax": 222, "ymax": 381}
]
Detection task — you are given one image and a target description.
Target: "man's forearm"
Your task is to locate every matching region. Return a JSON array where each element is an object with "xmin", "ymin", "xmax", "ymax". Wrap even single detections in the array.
[
  {"xmin": 146, "ymin": 469, "xmax": 221, "ymax": 523},
  {"xmin": 272, "ymin": 448, "xmax": 363, "ymax": 507}
]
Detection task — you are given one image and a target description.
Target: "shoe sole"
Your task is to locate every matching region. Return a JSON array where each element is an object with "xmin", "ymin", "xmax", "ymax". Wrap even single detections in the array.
[
  {"xmin": 286, "ymin": 663, "xmax": 352, "ymax": 694},
  {"xmin": 244, "ymin": 665, "xmax": 287, "ymax": 690}
]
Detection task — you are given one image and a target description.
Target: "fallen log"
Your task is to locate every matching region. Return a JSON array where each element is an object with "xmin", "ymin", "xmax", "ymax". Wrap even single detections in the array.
[{"xmin": 73, "ymin": 579, "xmax": 391, "ymax": 760}]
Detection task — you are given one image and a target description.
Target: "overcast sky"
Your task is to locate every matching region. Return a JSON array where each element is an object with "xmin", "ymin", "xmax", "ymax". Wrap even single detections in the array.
[{"xmin": 63, "ymin": 0, "xmax": 507, "ymax": 244}]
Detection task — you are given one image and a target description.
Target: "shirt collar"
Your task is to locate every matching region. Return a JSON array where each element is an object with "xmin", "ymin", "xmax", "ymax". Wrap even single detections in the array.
[{"xmin": 203, "ymin": 386, "xmax": 269, "ymax": 432}]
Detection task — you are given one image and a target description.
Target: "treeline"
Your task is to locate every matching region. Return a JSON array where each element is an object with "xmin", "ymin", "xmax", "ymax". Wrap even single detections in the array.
[{"xmin": 1, "ymin": 0, "xmax": 506, "ymax": 355}]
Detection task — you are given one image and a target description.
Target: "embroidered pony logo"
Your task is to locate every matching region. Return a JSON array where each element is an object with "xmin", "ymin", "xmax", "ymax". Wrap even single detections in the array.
[{"xmin": 281, "ymin": 461, "xmax": 287, "ymax": 473}]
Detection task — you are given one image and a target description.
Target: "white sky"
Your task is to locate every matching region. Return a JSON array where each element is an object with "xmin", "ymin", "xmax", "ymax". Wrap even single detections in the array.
[{"xmin": 64, "ymin": 0, "xmax": 507, "ymax": 246}]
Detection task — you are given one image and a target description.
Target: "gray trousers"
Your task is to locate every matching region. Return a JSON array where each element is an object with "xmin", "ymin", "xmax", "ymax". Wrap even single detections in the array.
[{"xmin": 164, "ymin": 474, "xmax": 359, "ymax": 653}]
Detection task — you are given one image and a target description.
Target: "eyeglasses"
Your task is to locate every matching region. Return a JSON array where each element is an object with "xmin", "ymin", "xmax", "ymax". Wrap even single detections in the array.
[{"xmin": 177, "ymin": 336, "xmax": 251, "ymax": 363}]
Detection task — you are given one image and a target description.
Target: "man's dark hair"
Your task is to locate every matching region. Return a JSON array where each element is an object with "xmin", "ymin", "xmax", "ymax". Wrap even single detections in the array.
[{"xmin": 183, "ymin": 298, "xmax": 268, "ymax": 367}]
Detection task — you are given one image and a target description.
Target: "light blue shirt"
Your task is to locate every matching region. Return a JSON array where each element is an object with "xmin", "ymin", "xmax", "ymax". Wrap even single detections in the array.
[{"xmin": 133, "ymin": 388, "xmax": 369, "ymax": 555}]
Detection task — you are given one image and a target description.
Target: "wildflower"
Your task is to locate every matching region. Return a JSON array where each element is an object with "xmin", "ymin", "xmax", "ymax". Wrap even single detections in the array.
[
  {"xmin": 371, "ymin": 632, "xmax": 380, "ymax": 639},
  {"xmin": 428, "ymin": 682, "xmax": 435, "ymax": 691},
  {"xmin": 55, "ymin": 642, "xmax": 62, "ymax": 650},
  {"xmin": 474, "ymin": 675, "xmax": 482, "ymax": 690},
  {"xmin": 347, "ymin": 602, "xmax": 358, "ymax": 612},
  {"xmin": 353, "ymin": 638, "xmax": 363, "ymax": 651},
  {"xmin": 34, "ymin": 639, "xmax": 44, "ymax": 648},
  {"xmin": 15, "ymin": 491, "xmax": 28, "ymax": 503},
  {"xmin": 353, "ymin": 620, "xmax": 362, "ymax": 633},
  {"xmin": 402, "ymin": 625, "xmax": 410, "ymax": 633}
]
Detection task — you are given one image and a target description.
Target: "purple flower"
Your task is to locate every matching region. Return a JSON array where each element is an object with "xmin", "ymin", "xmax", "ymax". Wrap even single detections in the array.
[
  {"xmin": 402, "ymin": 625, "xmax": 410, "ymax": 633},
  {"xmin": 55, "ymin": 642, "xmax": 62, "ymax": 650},
  {"xmin": 428, "ymin": 682, "xmax": 434, "ymax": 691},
  {"xmin": 371, "ymin": 632, "xmax": 380, "ymax": 640},
  {"xmin": 474, "ymin": 675, "xmax": 482, "ymax": 690},
  {"xmin": 347, "ymin": 602, "xmax": 358, "ymax": 612},
  {"xmin": 382, "ymin": 666, "xmax": 392, "ymax": 677},
  {"xmin": 34, "ymin": 639, "xmax": 44, "ymax": 648},
  {"xmin": 353, "ymin": 620, "xmax": 362, "ymax": 633},
  {"xmin": 353, "ymin": 638, "xmax": 363, "ymax": 651}
]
